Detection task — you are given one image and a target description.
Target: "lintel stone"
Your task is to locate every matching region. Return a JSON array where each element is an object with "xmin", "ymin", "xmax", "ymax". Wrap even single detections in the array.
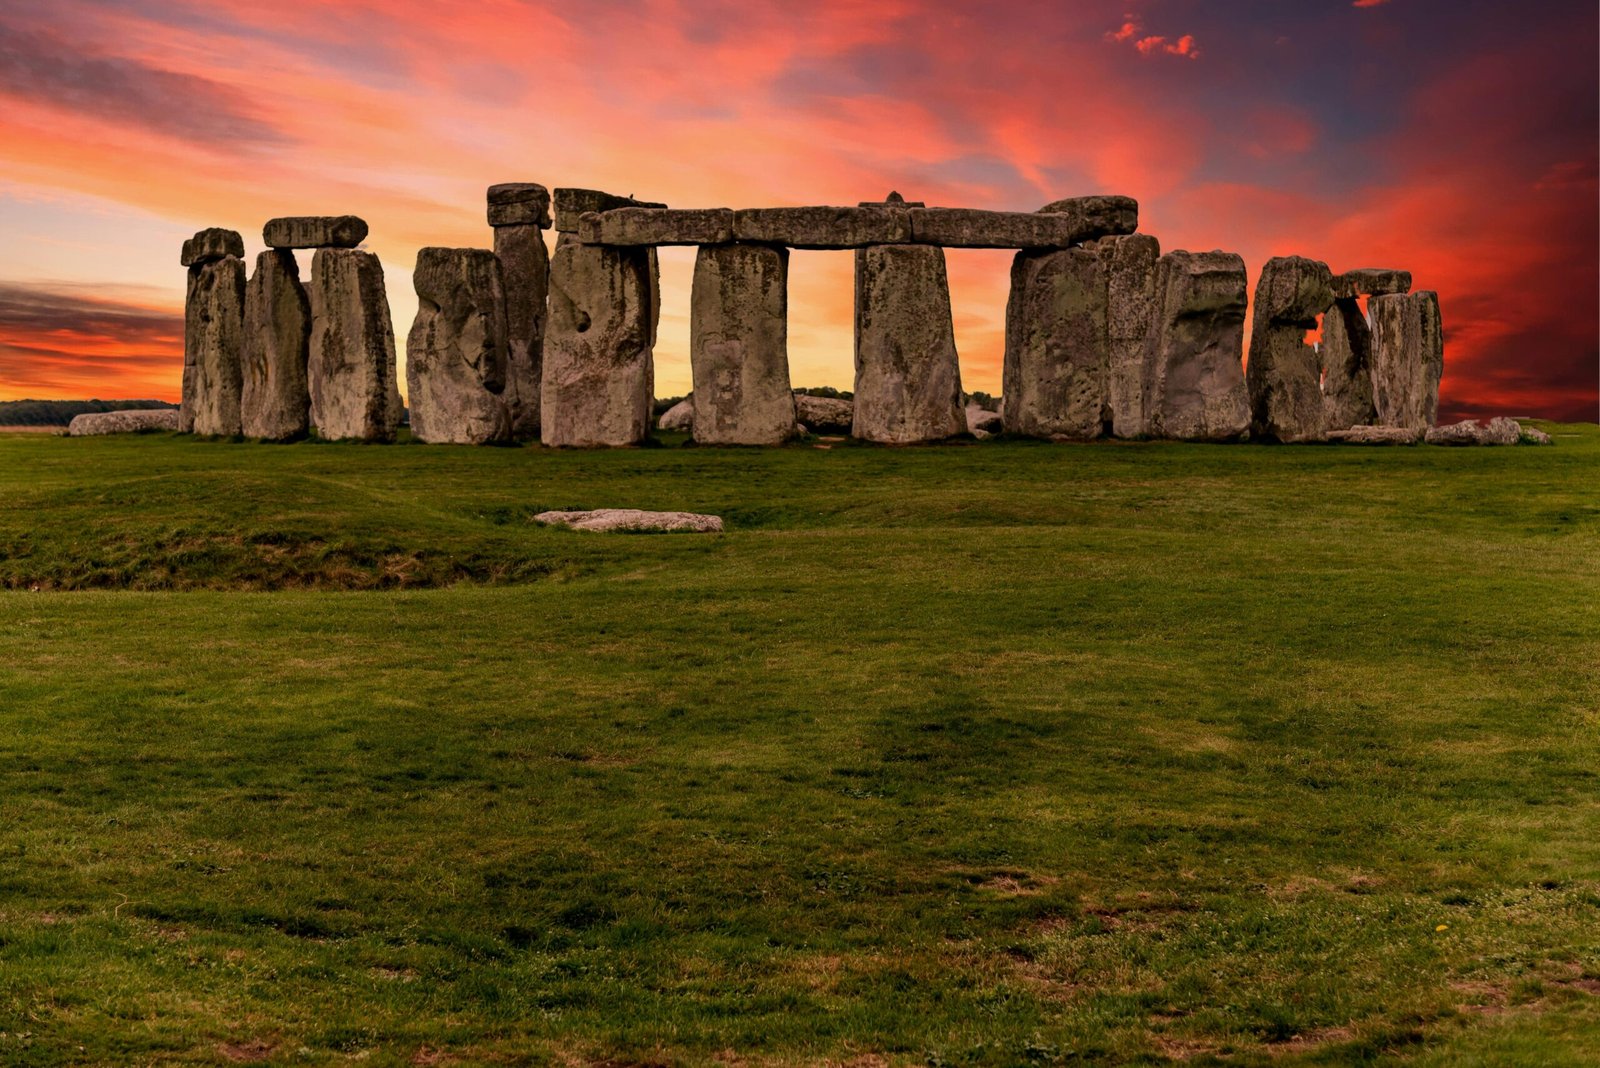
[
  {"xmin": 263, "ymin": 216, "xmax": 368, "ymax": 250},
  {"xmin": 553, "ymin": 188, "xmax": 666, "ymax": 232},
  {"xmin": 1333, "ymin": 268, "xmax": 1412, "ymax": 299},
  {"xmin": 487, "ymin": 183, "xmax": 552, "ymax": 228},
  {"xmin": 181, "ymin": 227, "xmax": 244, "ymax": 267},
  {"xmin": 579, "ymin": 207, "xmax": 735, "ymax": 246}
]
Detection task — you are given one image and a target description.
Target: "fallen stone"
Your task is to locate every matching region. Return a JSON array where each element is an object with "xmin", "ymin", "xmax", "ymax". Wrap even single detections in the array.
[
  {"xmin": 1425, "ymin": 417, "xmax": 1521, "ymax": 446},
  {"xmin": 263, "ymin": 216, "xmax": 367, "ymax": 249},
  {"xmin": 1320, "ymin": 297, "xmax": 1377, "ymax": 431},
  {"xmin": 1522, "ymin": 425, "xmax": 1553, "ymax": 445},
  {"xmin": 307, "ymin": 248, "xmax": 402, "ymax": 442},
  {"xmin": 854, "ymin": 244, "xmax": 965, "ymax": 443},
  {"xmin": 534, "ymin": 509, "xmax": 723, "ymax": 533},
  {"xmin": 690, "ymin": 243, "xmax": 796, "ymax": 445},
  {"xmin": 582, "ymin": 207, "xmax": 734, "ymax": 246},
  {"xmin": 1002, "ymin": 246, "xmax": 1109, "ymax": 440},
  {"xmin": 910, "ymin": 204, "xmax": 1135, "ymax": 249},
  {"xmin": 180, "ymin": 227, "xmax": 244, "ymax": 267},
  {"xmin": 1247, "ymin": 255, "xmax": 1336, "ymax": 442},
  {"xmin": 731, "ymin": 206, "xmax": 911, "ymax": 249},
  {"xmin": 406, "ymin": 247, "xmax": 512, "ymax": 445},
  {"xmin": 487, "ymin": 183, "xmax": 552, "ymax": 229},
  {"xmin": 1370, "ymin": 291, "xmax": 1444, "ymax": 431},
  {"xmin": 181, "ymin": 255, "xmax": 246, "ymax": 435},
  {"xmin": 1097, "ymin": 233, "xmax": 1162, "ymax": 437},
  {"xmin": 67, "ymin": 409, "xmax": 179, "ymax": 435},
  {"xmin": 493, "ymin": 221, "xmax": 549, "ymax": 439},
  {"xmin": 794, "ymin": 394, "xmax": 853, "ymax": 434},
  {"xmin": 1326, "ymin": 425, "xmax": 1423, "ymax": 445},
  {"xmin": 966, "ymin": 404, "xmax": 1003, "ymax": 435},
  {"xmin": 657, "ymin": 397, "xmax": 694, "ymax": 431},
  {"xmin": 241, "ymin": 249, "xmax": 311, "ymax": 440},
  {"xmin": 1333, "ymin": 268, "xmax": 1411, "ymax": 300},
  {"xmin": 1143, "ymin": 250, "xmax": 1251, "ymax": 442},
  {"xmin": 541, "ymin": 236, "xmax": 656, "ymax": 446},
  {"xmin": 553, "ymin": 188, "xmax": 665, "ymax": 232}
]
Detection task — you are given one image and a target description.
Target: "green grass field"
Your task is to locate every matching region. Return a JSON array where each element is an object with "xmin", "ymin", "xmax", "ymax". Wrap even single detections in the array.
[{"xmin": 1, "ymin": 426, "xmax": 1597, "ymax": 1066}]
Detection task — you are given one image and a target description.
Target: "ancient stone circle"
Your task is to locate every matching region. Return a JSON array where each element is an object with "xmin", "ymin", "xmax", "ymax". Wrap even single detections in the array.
[{"xmin": 180, "ymin": 186, "xmax": 1445, "ymax": 445}]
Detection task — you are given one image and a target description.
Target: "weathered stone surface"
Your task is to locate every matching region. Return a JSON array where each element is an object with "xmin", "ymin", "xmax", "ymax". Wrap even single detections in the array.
[
  {"xmin": 241, "ymin": 250, "xmax": 311, "ymax": 440},
  {"xmin": 911, "ymin": 204, "xmax": 1135, "ymax": 249},
  {"xmin": 581, "ymin": 207, "xmax": 734, "ymax": 246},
  {"xmin": 541, "ymin": 236, "xmax": 655, "ymax": 446},
  {"xmin": 1333, "ymin": 268, "xmax": 1411, "ymax": 300},
  {"xmin": 1097, "ymin": 233, "xmax": 1162, "ymax": 437},
  {"xmin": 657, "ymin": 397, "xmax": 694, "ymax": 431},
  {"xmin": 493, "ymin": 223, "xmax": 549, "ymax": 439},
  {"xmin": 1320, "ymin": 298, "xmax": 1377, "ymax": 431},
  {"xmin": 405, "ymin": 248, "xmax": 511, "ymax": 445},
  {"xmin": 1370, "ymin": 291, "xmax": 1444, "ymax": 431},
  {"xmin": 553, "ymin": 188, "xmax": 665, "ymax": 232},
  {"xmin": 1002, "ymin": 246, "xmax": 1109, "ymax": 440},
  {"xmin": 263, "ymin": 216, "xmax": 367, "ymax": 249},
  {"xmin": 794, "ymin": 394, "xmax": 853, "ymax": 433},
  {"xmin": 67, "ymin": 408, "xmax": 179, "ymax": 435},
  {"xmin": 181, "ymin": 255, "xmax": 245, "ymax": 435},
  {"xmin": 731, "ymin": 206, "xmax": 911, "ymax": 249},
  {"xmin": 180, "ymin": 227, "xmax": 243, "ymax": 267},
  {"xmin": 1326, "ymin": 425, "xmax": 1423, "ymax": 445},
  {"xmin": 690, "ymin": 243, "xmax": 796, "ymax": 445},
  {"xmin": 1425, "ymin": 417, "xmax": 1522, "ymax": 446},
  {"xmin": 534, "ymin": 509, "xmax": 723, "ymax": 533},
  {"xmin": 966, "ymin": 404, "xmax": 1003, "ymax": 435},
  {"xmin": 1143, "ymin": 250, "xmax": 1251, "ymax": 442},
  {"xmin": 853, "ymin": 245, "xmax": 965, "ymax": 443},
  {"xmin": 1036, "ymin": 195, "xmax": 1141, "ymax": 238},
  {"xmin": 307, "ymin": 248, "xmax": 402, "ymax": 442},
  {"xmin": 1247, "ymin": 255, "xmax": 1336, "ymax": 442},
  {"xmin": 487, "ymin": 183, "xmax": 552, "ymax": 229},
  {"xmin": 1522, "ymin": 425, "xmax": 1553, "ymax": 445},
  {"xmin": 859, "ymin": 191, "xmax": 924, "ymax": 208}
]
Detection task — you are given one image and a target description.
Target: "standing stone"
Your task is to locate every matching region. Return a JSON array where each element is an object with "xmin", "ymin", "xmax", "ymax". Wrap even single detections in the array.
[
  {"xmin": 181, "ymin": 251, "xmax": 246, "ymax": 435},
  {"xmin": 690, "ymin": 243, "xmax": 796, "ymax": 445},
  {"xmin": 1099, "ymin": 233, "xmax": 1162, "ymax": 437},
  {"xmin": 1320, "ymin": 298, "xmax": 1376, "ymax": 431},
  {"xmin": 307, "ymin": 248, "xmax": 401, "ymax": 442},
  {"xmin": 1247, "ymin": 256, "xmax": 1336, "ymax": 442},
  {"xmin": 492, "ymin": 218, "xmax": 549, "ymax": 440},
  {"xmin": 1002, "ymin": 246, "xmax": 1108, "ymax": 440},
  {"xmin": 241, "ymin": 250, "xmax": 311, "ymax": 440},
  {"xmin": 541, "ymin": 235, "xmax": 655, "ymax": 447},
  {"xmin": 1143, "ymin": 250, "xmax": 1251, "ymax": 442},
  {"xmin": 1370, "ymin": 291, "xmax": 1444, "ymax": 430},
  {"xmin": 853, "ymin": 244, "xmax": 965, "ymax": 443},
  {"xmin": 406, "ymin": 248, "xmax": 511, "ymax": 445}
]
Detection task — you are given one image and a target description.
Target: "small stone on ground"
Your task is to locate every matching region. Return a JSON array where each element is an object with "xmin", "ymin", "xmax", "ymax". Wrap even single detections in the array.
[{"xmin": 534, "ymin": 509, "xmax": 723, "ymax": 533}]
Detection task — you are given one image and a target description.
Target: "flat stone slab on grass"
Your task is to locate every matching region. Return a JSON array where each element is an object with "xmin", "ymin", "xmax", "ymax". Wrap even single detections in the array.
[
  {"xmin": 534, "ymin": 509, "xmax": 723, "ymax": 533},
  {"xmin": 67, "ymin": 409, "xmax": 179, "ymax": 435},
  {"xmin": 1326, "ymin": 426, "xmax": 1423, "ymax": 445},
  {"xmin": 1425, "ymin": 418, "xmax": 1530, "ymax": 446}
]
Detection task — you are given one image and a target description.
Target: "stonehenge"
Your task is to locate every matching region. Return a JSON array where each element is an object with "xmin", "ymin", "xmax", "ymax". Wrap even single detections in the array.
[
  {"xmin": 690, "ymin": 243, "xmax": 796, "ymax": 445},
  {"xmin": 241, "ymin": 250, "xmax": 311, "ymax": 440},
  {"xmin": 489, "ymin": 183, "xmax": 550, "ymax": 439},
  {"xmin": 308, "ymin": 247, "xmax": 402, "ymax": 442},
  {"xmin": 181, "ymin": 187, "xmax": 1450, "ymax": 449},
  {"xmin": 406, "ymin": 248, "xmax": 512, "ymax": 445},
  {"xmin": 180, "ymin": 229, "xmax": 246, "ymax": 435}
]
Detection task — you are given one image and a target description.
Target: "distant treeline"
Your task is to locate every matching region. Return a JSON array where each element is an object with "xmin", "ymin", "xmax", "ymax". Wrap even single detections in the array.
[{"xmin": 0, "ymin": 399, "xmax": 177, "ymax": 427}]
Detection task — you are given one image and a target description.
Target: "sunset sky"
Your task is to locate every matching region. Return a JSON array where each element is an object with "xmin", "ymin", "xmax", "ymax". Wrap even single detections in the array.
[{"xmin": 0, "ymin": 0, "xmax": 1595, "ymax": 420}]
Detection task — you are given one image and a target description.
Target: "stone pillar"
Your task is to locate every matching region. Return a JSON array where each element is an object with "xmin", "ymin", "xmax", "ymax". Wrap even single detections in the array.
[
  {"xmin": 1100, "ymin": 233, "xmax": 1162, "ymax": 438},
  {"xmin": 307, "ymin": 248, "xmax": 402, "ymax": 442},
  {"xmin": 853, "ymin": 244, "xmax": 965, "ymax": 443},
  {"xmin": 690, "ymin": 243, "xmax": 796, "ymax": 445},
  {"xmin": 1319, "ymin": 298, "xmax": 1376, "ymax": 431},
  {"xmin": 1370, "ymin": 291, "xmax": 1444, "ymax": 430},
  {"xmin": 541, "ymin": 235, "xmax": 656, "ymax": 447},
  {"xmin": 1002, "ymin": 246, "xmax": 1108, "ymax": 440},
  {"xmin": 406, "ymin": 247, "xmax": 512, "ymax": 445},
  {"xmin": 241, "ymin": 250, "xmax": 311, "ymax": 440},
  {"xmin": 180, "ymin": 228, "xmax": 246, "ymax": 436},
  {"xmin": 488, "ymin": 184, "xmax": 551, "ymax": 440},
  {"xmin": 1246, "ymin": 255, "xmax": 1336, "ymax": 442},
  {"xmin": 1143, "ymin": 250, "xmax": 1251, "ymax": 441}
]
